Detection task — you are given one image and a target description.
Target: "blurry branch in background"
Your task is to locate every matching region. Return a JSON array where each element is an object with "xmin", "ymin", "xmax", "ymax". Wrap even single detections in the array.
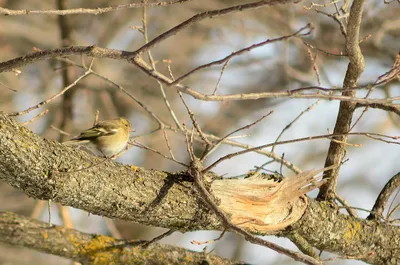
[
  {"xmin": 202, "ymin": 131, "xmax": 399, "ymax": 173},
  {"xmin": 133, "ymin": 141, "xmax": 188, "ymax": 167},
  {"xmin": 0, "ymin": 212, "xmax": 241, "ymax": 265},
  {"xmin": 20, "ymin": 109, "xmax": 49, "ymax": 126},
  {"xmin": 0, "ymin": 0, "xmax": 193, "ymax": 16},
  {"xmin": 9, "ymin": 67, "xmax": 92, "ymax": 116},
  {"xmin": 0, "ymin": 81, "xmax": 17, "ymax": 92}
]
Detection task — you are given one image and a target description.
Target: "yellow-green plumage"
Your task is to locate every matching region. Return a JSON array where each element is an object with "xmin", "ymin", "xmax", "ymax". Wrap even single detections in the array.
[{"xmin": 64, "ymin": 117, "xmax": 133, "ymax": 157}]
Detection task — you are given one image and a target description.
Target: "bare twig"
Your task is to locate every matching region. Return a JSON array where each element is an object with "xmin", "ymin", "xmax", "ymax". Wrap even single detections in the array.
[
  {"xmin": 134, "ymin": 0, "xmax": 302, "ymax": 56},
  {"xmin": 315, "ymin": 9, "xmax": 347, "ymax": 37},
  {"xmin": 166, "ymin": 125, "xmax": 302, "ymax": 174},
  {"xmin": 202, "ymin": 111, "xmax": 274, "ymax": 162},
  {"xmin": 303, "ymin": 41, "xmax": 347, "ymax": 57},
  {"xmin": 191, "ymin": 229, "xmax": 227, "ymax": 245},
  {"xmin": 139, "ymin": 4, "xmax": 181, "ymax": 129},
  {"xmin": 367, "ymin": 172, "xmax": 400, "ymax": 220},
  {"xmin": 335, "ymin": 193, "xmax": 358, "ymax": 217},
  {"xmin": 10, "ymin": 69, "xmax": 91, "ymax": 116},
  {"xmin": 141, "ymin": 229, "xmax": 175, "ymax": 248},
  {"xmin": 271, "ymin": 100, "xmax": 320, "ymax": 153},
  {"xmin": 21, "ymin": 109, "xmax": 49, "ymax": 126},
  {"xmin": 50, "ymin": 125, "xmax": 71, "ymax": 136},
  {"xmin": 0, "ymin": 81, "xmax": 17, "ymax": 92},
  {"xmin": 91, "ymin": 71, "xmax": 164, "ymax": 127},
  {"xmin": 133, "ymin": 141, "xmax": 188, "ymax": 167},
  {"xmin": 163, "ymin": 130, "xmax": 176, "ymax": 160},
  {"xmin": 0, "ymin": 1, "xmax": 192, "ymax": 16},
  {"xmin": 203, "ymin": 131, "xmax": 398, "ymax": 173},
  {"xmin": 213, "ymin": 59, "xmax": 230, "ymax": 95},
  {"xmin": 178, "ymin": 92, "xmax": 212, "ymax": 147},
  {"xmin": 172, "ymin": 24, "xmax": 313, "ymax": 84}
]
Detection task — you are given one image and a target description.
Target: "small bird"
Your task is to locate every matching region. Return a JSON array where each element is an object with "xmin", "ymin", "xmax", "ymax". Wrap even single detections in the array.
[{"xmin": 64, "ymin": 117, "xmax": 134, "ymax": 157}]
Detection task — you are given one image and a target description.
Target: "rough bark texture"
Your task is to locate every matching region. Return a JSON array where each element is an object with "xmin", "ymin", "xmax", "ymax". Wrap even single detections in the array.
[
  {"xmin": 0, "ymin": 212, "xmax": 243, "ymax": 265},
  {"xmin": 0, "ymin": 113, "xmax": 399, "ymax": 264},
  {"xmin": 292, "ymin": 200, "xmax": 400, "ymax": 265},
  {"xmin": 318, "ymin": 0, "xmax": 366, "ymax": 199}
]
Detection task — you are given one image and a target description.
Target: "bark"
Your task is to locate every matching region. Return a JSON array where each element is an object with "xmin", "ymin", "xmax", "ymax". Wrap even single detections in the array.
[
  {"xmin": 0, "ymin": 113, "xmax": 399, "ymax": 264},
  {"xmin": 318, "ymin": 0, "xmax": 366, "ymax": 199},
  {"xmin": 0, "ymin": 212, "xmax": 242, "ymax": 265}
]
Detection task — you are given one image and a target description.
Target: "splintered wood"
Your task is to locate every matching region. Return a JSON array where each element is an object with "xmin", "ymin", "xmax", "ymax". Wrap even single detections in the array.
[{"xmin": 211, "ymin": 167, "xmax": 332, "ymax": 233}]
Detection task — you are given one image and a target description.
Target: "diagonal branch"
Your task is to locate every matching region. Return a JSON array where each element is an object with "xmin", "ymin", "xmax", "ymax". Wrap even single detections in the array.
[{"xmin": 367, "ymin": 172, "xmax": 400, "ymax": 220}]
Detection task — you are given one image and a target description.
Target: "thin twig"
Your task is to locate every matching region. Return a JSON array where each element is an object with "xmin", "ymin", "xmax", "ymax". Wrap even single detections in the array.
[
  {"xmin": 0, "ymin": 1, "xmax": 192, "ymax": 16},
  {"xmin": 201, "ymin": 111, "xmax": 274, "ymax": 162},
  {"xmin": 203, "ymin": 131, "xmax": 399, "ymax": 172},
  {"xmin": 10, "ymin": 69, "xmax": 91, "ymax": 116},
  {"xmin": 182, "ymin": 123, "xmax": 194, "ymax": 160},
  {"xmin": 163, "ymin": 130, "xmax": 176, "ymax": 160},
  {"xmin": 141, "ymin": 229, "xmax": 175, "ymax": 248},
  {"xmin": 212, "ymin": 59, "xmax": 230, "ymax": 95},
  {"xmin": 172, "ymin": 24, "xmax": 313, "ymax": 84},
  {"xmin": 387, "ymin": 200, "xmax": 400, "ymax": 221},
  {"xmin": 133, "ymin": 141, "xmax": 188, "ymax": 167},
  {"xmin": 191, "ymin": 229, "xmax": 227, "ymax": 245},
  {"xmin": 178, "ymin": 92, "xmax": 212, "ymax": 147},
  {"xmin": 386, "ymin": 187, "xmax": 400, "ymax": 221},
  {"xmin": 50, "ymin": 125, "xmax": 71, "ymax": 136},
  {"xmin": 0, "ymin": 81, "xmax": 17, "ymax": 92},
  {"xmin": 335, "ymin": 193, "xmax": 358, "ymax": 217},
  {"xmin": 21, "ymin": 109, "xmax": 49, "ymax": 126},
  {"xmin": 271, "ymin": 100, "xmax": 320, "ymax": 153},
  {"xmin": 140, "ymin": 3, "xmax": 182, "ymax": 129},
  {"xmin": 367, "ymin": 172, "xmax": 400, "ymax": 220}
]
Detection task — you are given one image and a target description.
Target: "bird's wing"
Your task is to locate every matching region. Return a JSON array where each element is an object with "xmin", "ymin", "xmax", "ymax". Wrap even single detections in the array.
[{"xmin": 72, "ymin": 122, "xmax": 118, "ymax": 140}]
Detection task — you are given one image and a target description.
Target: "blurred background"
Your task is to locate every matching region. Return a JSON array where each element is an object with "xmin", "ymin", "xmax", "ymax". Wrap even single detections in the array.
[{"xmin": 0, "ymin": 0, "xmax": 399, "ymax": 264}]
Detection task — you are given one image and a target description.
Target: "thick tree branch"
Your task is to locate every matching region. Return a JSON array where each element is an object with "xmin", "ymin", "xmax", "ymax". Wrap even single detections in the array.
[
  {"xmin": 318, "ymin": 0, "xmax": 366, "ymax": 200},
  {"xmin": 0, "ymin": 113, "xmax": 399, "ymax": 264},
  {"xmin": 292, "ymin": 200, "xmax": 400, "ymax": 265},
  {"xmin": 0, "ymin": 212, "xmax": 241, "ymax": 265},
  {"xmin": 0, "ymin": 114, "xmax": 400, "ymax": 264}
]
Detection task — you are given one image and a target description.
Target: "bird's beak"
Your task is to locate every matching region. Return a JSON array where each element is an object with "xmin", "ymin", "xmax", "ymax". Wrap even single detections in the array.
[{"xmin": 129, "ymin": 128, "xmax": 136, "ymax": 133}]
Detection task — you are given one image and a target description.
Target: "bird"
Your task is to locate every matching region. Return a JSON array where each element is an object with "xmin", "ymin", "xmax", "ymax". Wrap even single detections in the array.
[{"xmin": 63, "ymin": 117, "xmax": 134, "ymax": 157}]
